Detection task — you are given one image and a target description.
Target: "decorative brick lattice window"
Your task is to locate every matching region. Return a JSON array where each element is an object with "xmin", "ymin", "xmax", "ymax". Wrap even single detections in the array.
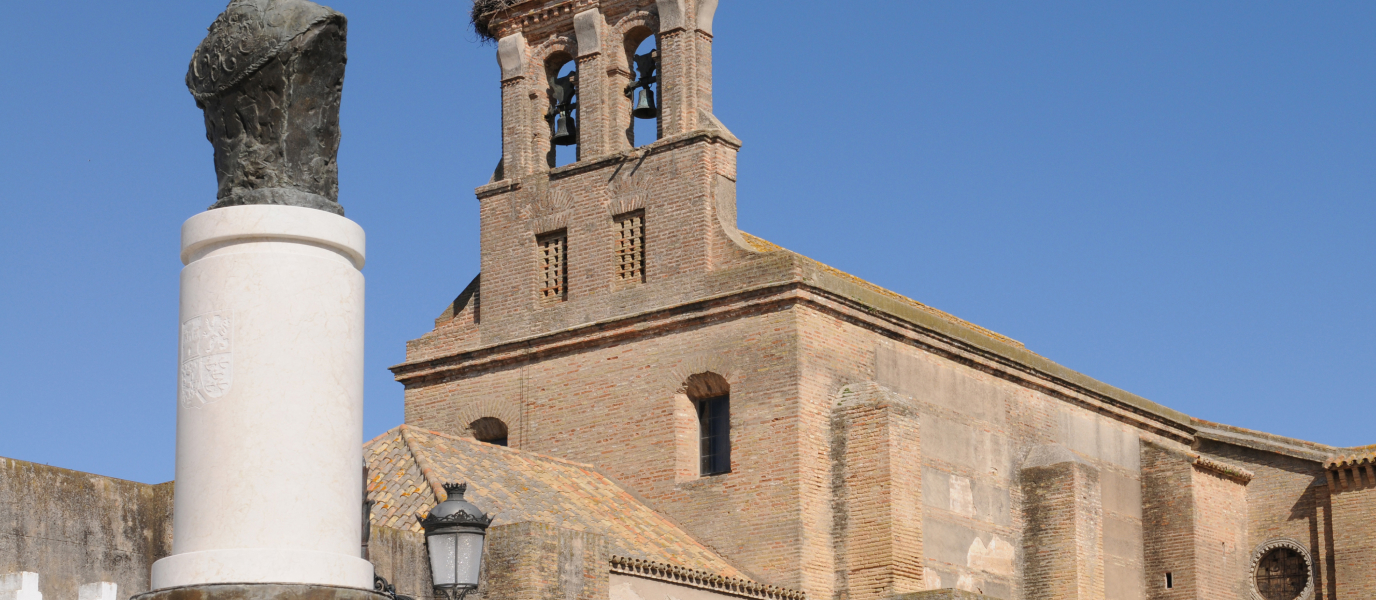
[
  {"xmin": 615, "ymin": 211, "xmax": 645, "ymax": 284},
  {"xmin": 538, "ymin": 230, "xmax": 567, "ymax": 302}
]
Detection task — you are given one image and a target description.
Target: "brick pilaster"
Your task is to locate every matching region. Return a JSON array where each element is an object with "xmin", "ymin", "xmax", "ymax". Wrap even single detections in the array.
[
  {"xmin": 832, "ymin": 386, "xmax": 925, "ymax": 600},
  {"xmin": 1021, "ymin": 458, "xmax": 1104, "ymax": 600},
  {"xmin": 1328, "ymin": 461, "xmax": 1376, "ymax": 599}
]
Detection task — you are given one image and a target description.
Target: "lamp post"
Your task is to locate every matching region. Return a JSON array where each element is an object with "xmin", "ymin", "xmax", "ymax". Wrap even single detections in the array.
[{"xmin": 419, "ymin": 483, "xmax": 493, "ymax": 600}]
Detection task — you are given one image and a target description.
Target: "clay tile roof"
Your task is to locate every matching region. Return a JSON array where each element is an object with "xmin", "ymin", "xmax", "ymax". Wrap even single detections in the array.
[
  {"xmin": 365, "ymin": 425, "xmax": 746, "ymax": 579},
  {"xmin": 1326, "ymin": 445, "xmax": 1376, "ymax": 470}
]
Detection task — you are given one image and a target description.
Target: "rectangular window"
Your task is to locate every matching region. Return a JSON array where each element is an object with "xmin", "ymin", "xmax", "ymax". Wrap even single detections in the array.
[
  {"xmin": 698, "ymin": 395, "xmax": 731, "ymax": 476},
  {"xmin": 615, "ymin": 211, "xmax": 645, "ymax": 284},
  {"xmin": 538, "ymin": 230, "xmax": 567, "ymax": 302}
]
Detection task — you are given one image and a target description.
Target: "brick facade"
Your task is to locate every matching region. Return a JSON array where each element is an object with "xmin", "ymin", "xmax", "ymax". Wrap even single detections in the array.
[
  {"xmin": 1020, "ymin": 459, "xmax": 1104, "ymax": 600},
  {"xmin": 832, "ymin": 386, "xmax": 926, "ymax": 600},
  {"xmin": 391, "ymin": 2, "xmax": 1375, "ymax": 600},
  {"xmin": 1327, "ymin": 456, "xmax": 1376, "ymax": 600}
]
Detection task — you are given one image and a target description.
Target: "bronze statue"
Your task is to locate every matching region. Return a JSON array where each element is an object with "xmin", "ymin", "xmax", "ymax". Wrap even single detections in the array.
[{"xmin": 188, "ymin": 0, "xmax": 348, "ymax": 215}]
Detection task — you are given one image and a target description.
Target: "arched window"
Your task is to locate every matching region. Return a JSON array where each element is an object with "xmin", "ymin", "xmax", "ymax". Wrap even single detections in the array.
[
  {"xmin": 624, "ymin": 30, "xmax": 660, "ymax": 148},
  {"xmin": 545, "ymin": 54, "xmax": 579, "ymax": 167},
  {"xmin": 470, "ymin": 417, "xmax": 509, "ymax": 447},
  {"xmin": 685, "ymin": 373, "xmax": 730, "ymax": 476}
]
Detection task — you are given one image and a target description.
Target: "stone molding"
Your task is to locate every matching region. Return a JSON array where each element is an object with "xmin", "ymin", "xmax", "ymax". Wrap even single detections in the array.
[
  {"xmin": 497, "ymin": 33, "xmax": 530, "ymax": 81},
  {"xmin": 609, "ymin": 556, "xmax": 805, "ymax": 600},
  {"xmin": 1246, "ymin": 538, "xmax": 1315, "ymax": 600},
  {"xmin": 1193, "ymin": 422, "xmax": 1333, "ymax": 463},
  {"xmin": 131, "ymin": 584, "xmax": 389, "ymax": 600},
  {"xmin": 573, "ymin": 9, "xmax": 604, "ymax": 57},
  {"xmin": 1191, "ymin": 453, "xmax": 1255, "ymax": 483}
]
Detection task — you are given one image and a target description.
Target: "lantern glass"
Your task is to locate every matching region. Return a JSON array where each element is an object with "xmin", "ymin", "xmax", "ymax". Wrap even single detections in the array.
[
  {"xmin": 427, "ymin": 532, "xmax": 458, "ymax": 586},
  {"xmin": 454, "ymin": 531, "xmax": 485, "ymax": 587}
]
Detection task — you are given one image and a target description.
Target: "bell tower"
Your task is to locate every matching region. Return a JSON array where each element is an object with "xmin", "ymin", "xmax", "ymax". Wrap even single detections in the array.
[{"xmin": 469, "ymin": 0, "xmax": 749, "ymax": 345}]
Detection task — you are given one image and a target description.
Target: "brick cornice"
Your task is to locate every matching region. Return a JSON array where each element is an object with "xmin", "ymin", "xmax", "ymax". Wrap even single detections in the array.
[
  {"xmin": 391, "ymin": 275, "xmax": 1198, "ymax": 443},
  {"xmin": 1190, "ymin": 453, "xmax": 1256, "ymax": 483}
]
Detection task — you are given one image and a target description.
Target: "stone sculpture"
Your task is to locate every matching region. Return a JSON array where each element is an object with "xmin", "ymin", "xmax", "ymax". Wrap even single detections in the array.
[{"xmin": 187, "ymin": 0, "xmax": 348, "ymax": 215}]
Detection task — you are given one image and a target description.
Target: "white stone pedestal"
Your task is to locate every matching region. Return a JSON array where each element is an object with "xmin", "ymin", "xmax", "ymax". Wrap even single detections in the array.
[{"xmin": 150, "ymin": 205, "xmax": 373, "ymax": 589}]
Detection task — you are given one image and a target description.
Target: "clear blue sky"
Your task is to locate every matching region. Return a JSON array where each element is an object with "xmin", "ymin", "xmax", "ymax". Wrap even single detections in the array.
[{"xmin": 1, "ymin": 2, "xmax": 1372, "ymax": 484}]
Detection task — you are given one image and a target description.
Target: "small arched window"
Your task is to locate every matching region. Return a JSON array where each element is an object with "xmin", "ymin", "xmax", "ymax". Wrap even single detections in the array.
[
  {"xmin": 470, "ymin": 417, "xmax": 509, "ymax": 447},
  {"xmin": 685, "ymin": 373, "xmax": 730, "ymax": 476}
]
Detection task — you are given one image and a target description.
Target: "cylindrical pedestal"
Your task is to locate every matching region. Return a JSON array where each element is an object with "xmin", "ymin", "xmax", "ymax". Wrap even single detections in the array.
[
  {"xmin": 134, "ymin": 584, "xmax": 389, "ymax": 600},
  {"xmin": 151, "ymin": 205, "xmax": 373, "ymax": 589}
]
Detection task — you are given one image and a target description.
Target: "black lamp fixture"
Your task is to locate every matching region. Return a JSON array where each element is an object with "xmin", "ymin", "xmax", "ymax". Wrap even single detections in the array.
[{"xmin": 418, "ymin": 483, "xmax": 494, "ymax": 600}]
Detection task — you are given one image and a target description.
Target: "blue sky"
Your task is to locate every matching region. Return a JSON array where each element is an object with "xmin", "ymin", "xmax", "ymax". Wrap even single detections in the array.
[{"xmin": 1, "ymin": 2, "xmax": 1371, "ymax": 484}]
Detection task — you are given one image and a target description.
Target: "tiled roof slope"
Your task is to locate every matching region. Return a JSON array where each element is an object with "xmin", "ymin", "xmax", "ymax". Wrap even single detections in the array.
[{"xmin": 365, "ymin": 425, "xmax": 745, "ymax": 578}]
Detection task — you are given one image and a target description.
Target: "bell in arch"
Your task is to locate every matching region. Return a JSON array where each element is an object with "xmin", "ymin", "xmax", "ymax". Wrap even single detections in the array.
[
  {"xmin": 632, "ymin": 88, "xmax": 657, "ymax": 120},
  {"xmin": 552, "ymin": 112, "xmax": 578, "ymax": 146}
]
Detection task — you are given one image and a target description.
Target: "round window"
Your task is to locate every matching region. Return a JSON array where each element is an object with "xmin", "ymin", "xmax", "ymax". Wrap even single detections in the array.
[{"xmin": 1250, "ymin": 539, "xmax": 1314, "ymax": 600}]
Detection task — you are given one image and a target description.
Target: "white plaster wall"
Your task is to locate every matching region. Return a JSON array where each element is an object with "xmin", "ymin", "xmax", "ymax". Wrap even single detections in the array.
[{"xmin": 610, "ymin": 574, "xmax": 743, "ymax": 600}]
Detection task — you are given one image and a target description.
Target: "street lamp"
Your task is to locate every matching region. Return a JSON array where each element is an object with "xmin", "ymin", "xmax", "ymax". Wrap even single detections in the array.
[{"xmin": 419, "ymin": 483, "xmax": 494, "ymax": 600}]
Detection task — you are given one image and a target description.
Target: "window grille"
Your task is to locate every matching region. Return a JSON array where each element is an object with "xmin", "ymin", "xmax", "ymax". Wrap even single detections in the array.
[
  {"xmin": 538, "ymin": 230, "xmax": 567, "ymax": 302},
  {"xmin": 698, "ymin": 395, "xmax": 731, "ymax": 476},
  {"xmin": 615, "ymin": 211, "xmax": 645, "ymax": 284},
  {"xmin": 1254, "ymin": 547, "xmax": 1308, "ymax": 600}
]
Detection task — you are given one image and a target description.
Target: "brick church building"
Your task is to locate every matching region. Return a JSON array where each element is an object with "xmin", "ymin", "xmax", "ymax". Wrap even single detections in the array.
[
  {"xmin": 376, "ymin": 2, "xmax": 1376, "ymax": 600},
  {"xmin": 2, "ymin": 3, "xmax": 1372, "ymax": 600}
]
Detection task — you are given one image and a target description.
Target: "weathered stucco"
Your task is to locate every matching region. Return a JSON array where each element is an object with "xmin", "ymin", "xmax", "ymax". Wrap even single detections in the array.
[{"xmin": 0, "ymin": 457, "xmax": 173, "ymax": 600}]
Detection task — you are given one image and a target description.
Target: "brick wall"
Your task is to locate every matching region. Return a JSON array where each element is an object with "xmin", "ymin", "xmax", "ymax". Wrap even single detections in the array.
[
  {"xmin": 1197, "ymin": 438, "xmax": 1332, "ymax": 599},
  {"xmin": 405, "ymin": 307, "xmax": 813, "ymax": 591},
  {"xmin": 482, "ymin": 522, "xmax": 609, "ymax": 600},
  {"xmin": 1142, "ymin": 442, "xmax": 1195, "ymax": 600},
  {"xmin": 1190, "ymin": 464, "xmax": 1248, "ymax": 600},
  {"xmin": 831, "ymin": 385, "xmax": 925, "ymax": 600},
  {"xmin": 1328, "ymin": 465, "xmax": 1376, "ymax": 600},
  {"xmin": 1020, "ymin": 459, "xmax": 1104, "ymax": 600},
  {"xmin": 1142, "ymin": 443, "xmax": 1250, "ymax": 600}
]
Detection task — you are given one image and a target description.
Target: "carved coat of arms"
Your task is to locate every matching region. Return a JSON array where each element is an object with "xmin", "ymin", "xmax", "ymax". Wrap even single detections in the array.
[{"xmin": 180, "ymin": 311, "xmax": 234, "ymax": 408}]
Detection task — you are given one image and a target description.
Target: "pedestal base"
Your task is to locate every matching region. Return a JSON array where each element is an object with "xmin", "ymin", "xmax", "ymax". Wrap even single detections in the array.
[
  {"xmin": 134, "ymin": 583, "xmax": 388, "ymax": 600},
  {"xmin": 151, "ymin": 549, "xmax": 376, "ymax": 590}
]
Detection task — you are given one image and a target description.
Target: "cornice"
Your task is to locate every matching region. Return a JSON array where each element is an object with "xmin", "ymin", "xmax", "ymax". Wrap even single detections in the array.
[
  {"xmin": 1190, "ymin": 453, "xmax": 1256, "ymax": 483},
  {"xmin": 390, "ymin": 271, "xmax": 1198, "ymax": 442},
  {"xmin": 1194, "ymin": 423, "xmax": 1333, "ymax": 464},
  {"xmin": 609, "ymin": 556, "xmax": 805, "ymax": 600},
  {"xmin": 547, "ymin": 129, "xmax": 741, "ymax": 181},
  {"xmin": 475, "ymin": 179, "xmax": 522, "ymax": 199}
]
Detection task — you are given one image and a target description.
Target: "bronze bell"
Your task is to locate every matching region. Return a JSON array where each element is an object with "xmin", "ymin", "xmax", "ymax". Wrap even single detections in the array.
[
  {"xmin": 632, "ymin": 88, "xmax": 658, "ymax": 119},
  {"xmin": 552, "ymin": 112, "xmax": 578, "ymax": 146}
]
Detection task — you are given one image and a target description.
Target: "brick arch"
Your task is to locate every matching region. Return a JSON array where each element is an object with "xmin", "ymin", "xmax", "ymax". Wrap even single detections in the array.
[
  {"xmin": 611, "ymin": 11, "xmax": 661, "ymax": 72},
  {"xmin": 449, "ymin": 397, "xmax": 522, "ymax": 446},
  {"xmin": 667, "ymin": 353, "xmax": 740, "ymax": 396},
  {"xmin": 529, "ymin": 34, "xmax": 578, "ymax": 79}
]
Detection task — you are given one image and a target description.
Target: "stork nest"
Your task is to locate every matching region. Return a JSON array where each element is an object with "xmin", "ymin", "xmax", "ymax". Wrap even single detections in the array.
[{"xmin": 471, "ymin": 0, "xmax": 518, "ymax": 42}]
